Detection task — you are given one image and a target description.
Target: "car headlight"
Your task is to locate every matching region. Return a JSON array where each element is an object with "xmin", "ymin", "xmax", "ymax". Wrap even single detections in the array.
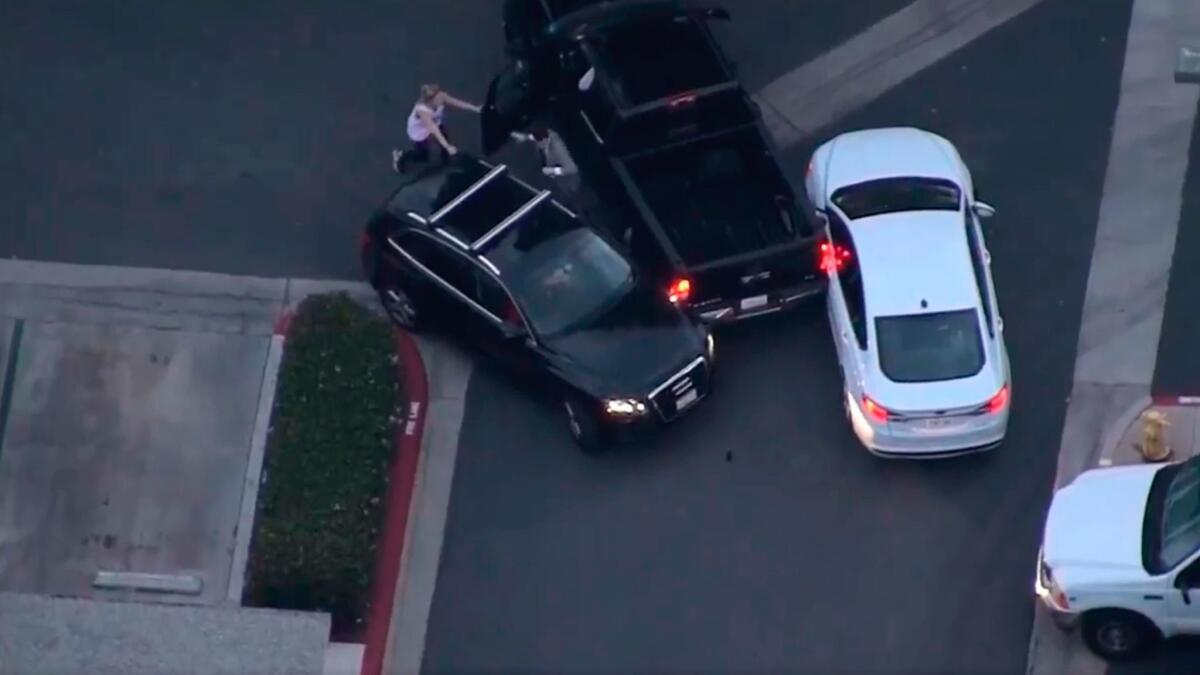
[
  {"xmin": 705, "ymin": 331, "xmax": 715, "ymax": 361},
  {"xmin": 603, "ymin": 398, "xmax": 648, "ymax": 416}
]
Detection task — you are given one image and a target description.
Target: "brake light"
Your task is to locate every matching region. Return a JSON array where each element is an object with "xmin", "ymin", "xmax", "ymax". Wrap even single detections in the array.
[
  {"xmin": 862, "ymin": 395, "xmax": 890, "ymax": 423},
  {"xmin": 986, "ymin": 384, "xmax": 1010, "ymax": 414},
  {"xmin": 667, "ymin": 277, "xmax": 692, "ymax": 304},
  {"xmin": 818, "ymin": 241, "xmax": 851, "ymax": 276}
]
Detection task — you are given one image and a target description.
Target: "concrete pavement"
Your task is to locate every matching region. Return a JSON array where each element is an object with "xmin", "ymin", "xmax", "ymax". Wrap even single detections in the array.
[{"xmin": 0, "ymin": 258, "xmax": 383, "ymax": 674}]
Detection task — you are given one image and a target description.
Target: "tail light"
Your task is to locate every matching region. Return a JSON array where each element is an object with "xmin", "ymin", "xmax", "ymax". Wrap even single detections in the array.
[
  {"xmin": 986, "ymin": 384, "xmax": 1010, "ymax": 414},
  {"xmin": 668, "ymin": 92, "xmax": 697, "ymax": 108},
  {"xmin": 818, "ymin": 240, "xmax": 851, "ymax": 276},
  {"xmin": 862, "ymin": 395, "xmax": 890, "ymax": 423},
  {"xmin": 667, "ymin": 277, "xmax": 692, "ymax": 304},
  {"xmin": 360, "ymin": 230, "xmax": 371, "ymax": 250}
]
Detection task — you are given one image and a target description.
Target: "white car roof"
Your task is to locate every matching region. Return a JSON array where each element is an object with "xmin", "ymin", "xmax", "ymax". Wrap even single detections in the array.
[
  {"xmin": 850, "ymin": 210, "xmax": 980, "ymax": 318},
  {"xmin": 824, "ymin": 127, "xmax": 962, "ymax": 191}
]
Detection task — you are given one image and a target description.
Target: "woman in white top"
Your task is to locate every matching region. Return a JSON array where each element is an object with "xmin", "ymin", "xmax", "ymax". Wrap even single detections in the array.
[{"xmin": 392, "ymin": 83, "xmax": 480, "ymax": 173}]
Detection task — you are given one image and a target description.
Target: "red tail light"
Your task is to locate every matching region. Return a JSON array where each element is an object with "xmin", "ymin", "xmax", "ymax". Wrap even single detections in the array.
[
  {"xmin": 986, "ymin": 384, "xmax": 1010, "ymax": 414},
  {"xmin": 862, "ymin": 395, "xmax": 890, "ymax": 423},
  {"xmin": 667, "ymin": 277, "xmax": 692, "ymax": 304},
  {"xmin": 818, "ymin": 241, "xmax": 852, "ymax": 276},
  {"xmin": 360, "ymin": 230, "xmax": 371, "ymax": 250}
]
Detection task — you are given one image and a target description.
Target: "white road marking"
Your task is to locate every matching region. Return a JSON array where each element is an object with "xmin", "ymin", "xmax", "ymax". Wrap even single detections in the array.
[{"xmin": 755, "ymin": 0, "xmax": 1048, "ymax": 147}]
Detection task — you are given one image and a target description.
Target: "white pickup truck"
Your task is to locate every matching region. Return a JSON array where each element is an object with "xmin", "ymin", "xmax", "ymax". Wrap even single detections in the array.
[{"xmin": 1036, "ymin": 455, "xmax": 1200, "ymax": 660}]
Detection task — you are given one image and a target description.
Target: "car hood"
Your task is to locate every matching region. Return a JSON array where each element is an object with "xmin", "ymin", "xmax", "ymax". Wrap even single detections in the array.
[
  {"xmin": 544, "ymin": 287, "xmax": 705, "ymax": 396},
  {"xmin": 1043, "ymin": 465, "xmax": 1160, "ymax": 574}
]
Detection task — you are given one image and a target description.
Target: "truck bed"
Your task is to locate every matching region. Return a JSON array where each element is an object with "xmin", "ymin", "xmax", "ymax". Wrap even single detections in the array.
[{"xmin": 620, "ymin": 125, "xmax": 805, "ymax": 268}]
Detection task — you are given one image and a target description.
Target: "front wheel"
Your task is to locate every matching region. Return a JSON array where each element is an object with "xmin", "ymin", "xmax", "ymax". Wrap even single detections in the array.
[
  {"xmin": 563, "ymin": 396, "xmax": 602, "ymax": 453},
  {"xmin": 1082, "ymin": 610, "xmax": 1160, "ymax": 661},
  {"xmin": 379, "ymin": 286, "xmax": 422, "ymax": 332}
]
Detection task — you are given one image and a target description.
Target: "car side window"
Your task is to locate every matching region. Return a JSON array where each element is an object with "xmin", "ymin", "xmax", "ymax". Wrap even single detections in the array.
[
  {"xmin": 964, "ymin": 212, "xmax": 996, "ymax": 337},
  {"xmin": 473, "ymin": 268, "xmax": 519, "ymax": 325},
  {"xmin": 1177, "ymin": 555, "xmax": 1200, "ymax": 588},
  {"xmin": 394, "ymin": 232, "xmax": 478, "ymax": 302},
  {"xmin": 828, "ymin": 212, "xmax": 867, "ymax": 350}
]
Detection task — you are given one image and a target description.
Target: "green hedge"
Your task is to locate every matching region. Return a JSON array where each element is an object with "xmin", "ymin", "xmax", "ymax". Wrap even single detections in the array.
[{"xmin": 245, "ymin": 292, "xmax": 402, "ymax": 640}]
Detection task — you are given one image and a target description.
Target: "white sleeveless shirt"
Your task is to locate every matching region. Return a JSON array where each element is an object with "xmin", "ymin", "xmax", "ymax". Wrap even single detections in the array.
[{"xmin": 406, "ymin": 101, "xmax": 445, "ymax": 142}]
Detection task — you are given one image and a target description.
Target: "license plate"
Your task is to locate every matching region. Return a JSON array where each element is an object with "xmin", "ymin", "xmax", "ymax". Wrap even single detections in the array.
[
  {"xmin": 676, "ymin": 389, "xmax": 699, "ymax": 410},
  {"xmin": 918, "ymin": 417, "xmax": 957, "ymax": 431},
  {"xmin": 740, "ymin": 295, "xmax": 769, "ymax": 311}
]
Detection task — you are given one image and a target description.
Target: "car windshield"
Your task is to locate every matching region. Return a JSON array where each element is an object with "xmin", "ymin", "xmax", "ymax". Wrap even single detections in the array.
[
  {"xmin": 874, "ymin": 309, "xmax": 985, "ymax": 383},
  {"xmin": 1157, "ymin": 458, "xmax": 1200, "ymax": 569},
  {"xmin": 832, "ymin": 177, "xmax": 962, "ymax": 220},
  {"xmin": 486, "ymin": 202, "xmax": 634, "ymax": 336}
]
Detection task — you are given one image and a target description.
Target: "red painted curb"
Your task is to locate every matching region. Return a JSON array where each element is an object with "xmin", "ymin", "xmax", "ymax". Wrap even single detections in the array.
[
  {"xmin": 1152, "ymin": 394, "xmax": 1200, "ymax": 406},
  {"xmin": 360, "ymin": 329, "xmax": 429, "ymax": 675},
  {"xmin": 273, "ymin": 310, "xmax": 294, "ymax": 337}
]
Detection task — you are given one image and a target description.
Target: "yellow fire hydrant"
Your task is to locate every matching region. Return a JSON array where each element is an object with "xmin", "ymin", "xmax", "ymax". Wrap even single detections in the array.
[{"xmin": 1134, "ymin": 409, "xmax": 1173, "ymax": 462}]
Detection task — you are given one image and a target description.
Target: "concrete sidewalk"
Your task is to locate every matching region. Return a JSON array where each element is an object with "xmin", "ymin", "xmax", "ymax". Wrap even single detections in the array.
[{"xmin": 0, "ymin": 258, "xmax": 377, "ymax": 675}]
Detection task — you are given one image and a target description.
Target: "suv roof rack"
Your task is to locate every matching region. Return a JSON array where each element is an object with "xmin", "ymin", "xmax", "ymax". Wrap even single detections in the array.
[{"xmin": 429, "ymin": 163, "xmax": 509, "ymax": 223}]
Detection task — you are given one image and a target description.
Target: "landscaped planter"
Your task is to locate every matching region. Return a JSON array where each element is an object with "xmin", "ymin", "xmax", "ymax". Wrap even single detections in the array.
[{"xmin": 244, "ymin": 292, "xmax": 405, "ymax": 641}]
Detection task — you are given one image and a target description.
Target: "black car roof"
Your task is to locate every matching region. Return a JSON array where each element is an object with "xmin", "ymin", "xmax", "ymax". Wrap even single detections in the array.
[{"xmin": 382, "ymin": 154, "xmax": 578, "ymax": 255}]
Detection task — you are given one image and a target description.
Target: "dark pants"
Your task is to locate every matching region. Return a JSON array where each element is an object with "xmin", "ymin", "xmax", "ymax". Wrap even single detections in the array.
[{"xmin": 399, "ymin": 125, "xmax": 450, "ymax": 172}]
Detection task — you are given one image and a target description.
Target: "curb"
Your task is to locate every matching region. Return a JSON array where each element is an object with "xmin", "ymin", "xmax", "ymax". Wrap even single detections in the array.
[
  {"xmin": 1152, "ymin": 394, "xmax": 1200, "ymax": 406},
  {"xmin": 227, "ymin": 309, "xmax": 292, "ymax": 606},
  {"xmin": 360, "ymin": 329, "xmax": 429, "ymax": 675},
  {"xmin": 1096, "ymin": 393, "xmax": 1153, "ymax": 467}
]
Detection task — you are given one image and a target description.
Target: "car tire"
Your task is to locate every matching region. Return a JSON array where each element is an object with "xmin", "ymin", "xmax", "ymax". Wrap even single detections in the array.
[
  {"xmin": 1081, "ymin": 609, "xmax": 1160, "ymax": 661},
  {"xmin": 563, "ymin": 395, "xmax": 602, "ymax": 453},
  {"xmin": 379, "ymin": 286, "xmax": 422, "ymax": 332}
]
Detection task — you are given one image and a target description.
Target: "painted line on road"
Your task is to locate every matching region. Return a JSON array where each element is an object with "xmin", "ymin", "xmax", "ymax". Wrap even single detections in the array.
[
  {"xmin": 756, "ymin": 0, "xmax": 1048, "ymax": 147},
  {"xmin": 0, "ymin": 319, "xmax": 25, "ymax": 460}
]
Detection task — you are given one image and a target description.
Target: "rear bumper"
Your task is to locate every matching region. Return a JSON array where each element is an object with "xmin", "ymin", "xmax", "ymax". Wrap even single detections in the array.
[
  {"xmin": 847, "ymin": 393, "xmax": 1009, "ymax": 458},
  {"xmin": 691, "ymin": 277, "xmax": 826, "ymax": 324}
]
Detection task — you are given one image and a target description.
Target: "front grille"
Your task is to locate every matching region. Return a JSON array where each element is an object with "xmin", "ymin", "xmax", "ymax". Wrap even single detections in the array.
[{"xmin": 648, "ymin": 357, "xmax": 709, "ymax": 422}]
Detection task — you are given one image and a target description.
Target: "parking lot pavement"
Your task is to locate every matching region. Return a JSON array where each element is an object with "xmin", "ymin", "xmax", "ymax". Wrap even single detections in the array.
[
  {"xmin": 0, "ymin": 0, "xmax": 502, "ymax": 280},
  {"xmin": 421, "ymin": 1, "xmax": 1133, "ymax": 672},
  {"xmin": 0, "ymin": 262, "xmax": 285, "ymax": 604},
  {"xmin": 0, "ymin": 0, "xmax": 917, "ymax": 282}
]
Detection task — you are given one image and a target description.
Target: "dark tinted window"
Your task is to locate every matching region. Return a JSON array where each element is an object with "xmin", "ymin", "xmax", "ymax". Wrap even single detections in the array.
[
  {"xmin": 875, "ymin": 309, "xmax": 984, "ymax": 383},
  {"xmin": 832, "ymin": 177, "xmax": 962, "ymax": 220},
  {"xmin": 485, "ymin": 202, "xmax": 633, "ymax": 336},
  {"xmin": 964, "ymin": 213, "xmax": 995, "ymax": 337},
  {"xmin": 387, "ymin": 158, "xmax": 490, "ymax": 218},
  {"xmin": 828, "ymin": 213, "xmax": 866, "ymax": 349},
  {"xmin": 1158, "ymin": 458, "xmax": 1200, "ymax": 569},
  {"xmin": 396, "ymin": 232, "xmax": 478, "ymax": 301}
]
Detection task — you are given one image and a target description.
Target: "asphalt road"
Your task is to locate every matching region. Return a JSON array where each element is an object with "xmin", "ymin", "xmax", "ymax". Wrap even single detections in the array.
[
  {"xmin": 0, "ymin": 0, "xmax": 908, "ymax": 279},
  {"xmin": 1153, "ymin": 101, "xmax": 1200, "ymax": 400},
  {"xmin": 422, "ymin": 1, "xmax": 1136, "ymax": 673}
]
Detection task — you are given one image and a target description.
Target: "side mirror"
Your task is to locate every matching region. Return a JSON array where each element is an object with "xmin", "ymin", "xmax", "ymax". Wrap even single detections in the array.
[{"xmin": 973, "ymin": 201, "xmax": 997, "ymax": 219}]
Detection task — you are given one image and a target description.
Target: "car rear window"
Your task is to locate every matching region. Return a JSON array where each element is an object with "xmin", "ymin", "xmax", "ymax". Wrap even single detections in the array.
[
  {"xmin": 832, "ymin": 177, "xmax": 961, "ymax": 220},
  {"xmin": 874, "ymin": 309, "xmax": 984, "ymax": 383}
]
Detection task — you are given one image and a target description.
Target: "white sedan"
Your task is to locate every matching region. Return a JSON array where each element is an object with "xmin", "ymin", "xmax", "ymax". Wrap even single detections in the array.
[
  {"xmin": 1038, "ymin": 456, "xmax": 1200, "ymax": 660},
  {"xmin": 804, "ymin": 127, "xmax": 1010, "ymax": 458}
]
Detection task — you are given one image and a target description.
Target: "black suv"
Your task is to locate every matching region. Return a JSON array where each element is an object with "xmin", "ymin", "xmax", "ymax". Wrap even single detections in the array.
[
  {"xmin": 487, "ymin": 0, "xmax": 824, "ymax": 324},
  {"xmin": 361, "ymin": 154, "xmax": 715, "ymax": 451}
]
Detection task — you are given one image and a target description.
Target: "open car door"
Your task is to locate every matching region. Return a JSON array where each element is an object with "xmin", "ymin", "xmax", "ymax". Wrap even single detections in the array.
[{"xmin": 481, "ymin": 59, "xmax": 540, "ymax": 155}]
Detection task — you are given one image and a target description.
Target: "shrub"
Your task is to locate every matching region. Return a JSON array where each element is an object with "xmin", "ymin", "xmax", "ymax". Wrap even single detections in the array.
[{"xmin": 245, "ymin": 292, "xmax": 402, "ymax": 640}]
